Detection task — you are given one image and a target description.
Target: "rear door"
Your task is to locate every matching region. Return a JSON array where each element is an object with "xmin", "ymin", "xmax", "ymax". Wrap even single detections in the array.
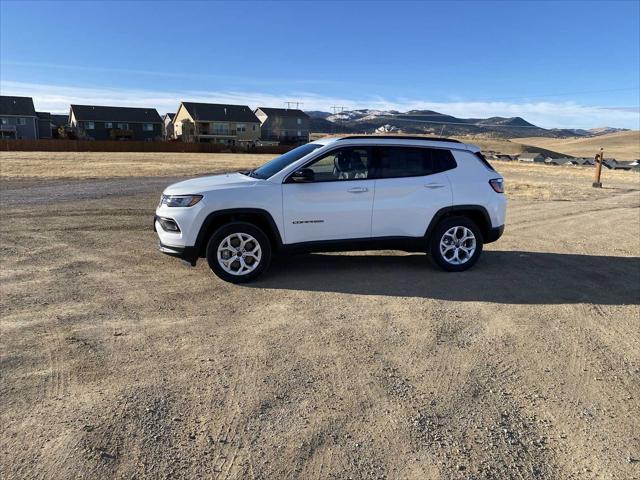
[
  {"xmin": 282, "ymin": 146, "xmax": 375, "ymax": 244},
  {"xmin": 371, "ymin": 146, "xmax": 455, "ymax": 237}
]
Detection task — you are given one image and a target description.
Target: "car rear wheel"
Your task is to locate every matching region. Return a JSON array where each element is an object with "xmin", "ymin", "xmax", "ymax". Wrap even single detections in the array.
[
  {"xmin": 206, "ymin": 222, "xmax": 271, "ymax": 283},
  {"xmin": 429, "ymin": 216, "xmax": 483, "ymax": 272}
]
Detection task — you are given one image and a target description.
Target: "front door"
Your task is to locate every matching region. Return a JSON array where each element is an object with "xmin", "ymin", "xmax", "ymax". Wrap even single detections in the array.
[{"xmin": 282, "ymin": 146, "xmax": 375, "ymax": 244}]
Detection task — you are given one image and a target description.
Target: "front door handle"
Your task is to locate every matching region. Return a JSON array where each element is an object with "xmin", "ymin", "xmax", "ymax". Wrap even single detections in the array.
[
  {"xmin": 424, "ymin": 183, "xmax": 446, "ymax": 189},
  {"xmin": 347, "ymin": 187, "xmax": 368, "ymax": 193}
]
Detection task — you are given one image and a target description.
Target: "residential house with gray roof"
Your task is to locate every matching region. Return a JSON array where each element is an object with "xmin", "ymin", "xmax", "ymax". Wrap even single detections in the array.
[
  {"xmin": 518, "ymin": 152, "xmax": 546, "ymax": 163},
  {"xmin": 254, "ymin": 107, "xmax": 310, "ymax": 144},
  {"xmin": 0, "ymin": 96, "xmax": 39, "ymax": 139},
  {"xmin": 173, "ymin": 102, "xmax": 261, "ymax": 145},
  {"xmin": 69, "ymin": 104, "xmax": 162, "ymax": 140}
]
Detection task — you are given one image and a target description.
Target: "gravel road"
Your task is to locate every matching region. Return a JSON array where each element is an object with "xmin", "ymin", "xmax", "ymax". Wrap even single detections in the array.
[{"xmin": 1, "ymin": 168, "xmax": 639, "ymax": 479}]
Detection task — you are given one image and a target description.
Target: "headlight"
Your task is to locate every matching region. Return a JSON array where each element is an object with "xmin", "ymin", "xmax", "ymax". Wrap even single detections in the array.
[{"xmin": 160, "ymin": 194, "xmax": 203, "ymax": 207}]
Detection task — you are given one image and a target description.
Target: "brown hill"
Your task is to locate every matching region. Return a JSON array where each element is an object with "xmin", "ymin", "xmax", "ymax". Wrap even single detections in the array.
[{"xmin": 512, "ymin": 131, "xmax": 640, "ymax": 160}]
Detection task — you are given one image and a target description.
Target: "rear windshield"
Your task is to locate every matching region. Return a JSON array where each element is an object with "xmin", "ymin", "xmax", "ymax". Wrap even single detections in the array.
[{"xmin": 251, "ymin": 143, "xmax": 323, "ymax": 179}]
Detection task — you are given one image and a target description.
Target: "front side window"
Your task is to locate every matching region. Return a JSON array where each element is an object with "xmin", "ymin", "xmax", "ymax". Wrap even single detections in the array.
[
  {"xmin": 373, "ymin": 147, "xmax": 456, "ymax": 178},
  {"xmin": 143, "ymin": 123, "xmax": 153, "ymax": 131},
  {"xmin": 117, "ymin": 123, "xmax": 129, "ymax": 130},
  {"xmin": 297, "ymin": 118, "xmax": 302, "ymax": 125},
  {"xmin": 0, "ymin": 117, "xmax": 7, "ymax": 125},
  {"xmin": 18, "ymin": 117, "xmax": 26, "ymax": 125},
  {"xmin": 251, "ymin": 143, "xmax": 322, "ymax": 179},
  {"xmin": 236, "ymin": 123, "xmax": 246, "ymax": 132},
  {"xmin": 105, "ymin": 122, "xmax": 113, "ymax": 128},
  {"xmin": 85, "ymin": 121, "xmax": 95, "ymax": 130},
  {"xmin": 303, "ymin": 147, "xmax": 371, "ymax": 181}
]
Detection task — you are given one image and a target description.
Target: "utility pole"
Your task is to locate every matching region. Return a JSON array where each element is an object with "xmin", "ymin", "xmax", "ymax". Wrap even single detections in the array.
[
  {"xmin": 593, "ymin": 148, "xmax": 604, "ymax": 188},
  {"xmin": 330, "ymin": 106, "xmax": 345, "ymax": 135},
  {"xmin": 284, "ymin": 101, "xmax": 302, "ymax": 109}
]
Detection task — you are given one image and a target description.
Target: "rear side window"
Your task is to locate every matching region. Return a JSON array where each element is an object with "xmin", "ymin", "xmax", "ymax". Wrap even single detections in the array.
[{"xmin": 373, "ymin": 146, "xmax": 457, "ymax": 179}]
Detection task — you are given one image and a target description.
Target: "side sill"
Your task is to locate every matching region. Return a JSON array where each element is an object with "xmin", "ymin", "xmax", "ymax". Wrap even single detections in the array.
[{"xmin": 279, "ymin": 236, "xmax": 427, "ymax": 255}]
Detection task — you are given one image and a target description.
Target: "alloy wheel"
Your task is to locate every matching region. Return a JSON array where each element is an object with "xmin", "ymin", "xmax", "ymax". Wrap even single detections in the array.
[
  {"xmin": 217, "ymin": 233, "xmax": 262, "ymax": 275},
  {"xmin": 439, "ymin": 226, "xmax": 476, "ymax": 265}
]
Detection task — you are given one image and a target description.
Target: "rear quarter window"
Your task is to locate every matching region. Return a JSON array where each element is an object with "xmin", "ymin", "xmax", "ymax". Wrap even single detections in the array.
[{"xmin": 473, "ymin": 151, "xmax": 496, "ymax": 171}]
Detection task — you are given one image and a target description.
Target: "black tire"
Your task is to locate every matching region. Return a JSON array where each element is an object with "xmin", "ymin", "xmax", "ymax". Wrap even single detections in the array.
[
  {"xmin": 206, "ymin": 222, "xmax": 272, "ymax": 283},
  {"xmin": 429, "ymin": 216, "xmax": 483, "ymax": 272}
]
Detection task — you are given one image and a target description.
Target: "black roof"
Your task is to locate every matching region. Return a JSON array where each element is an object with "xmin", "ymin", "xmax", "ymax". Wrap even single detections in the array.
[
  {"xmin": 337, "ymin": 135, "xmax": 461, "ymax": 143},
  {"xmin": 256, "ymin": 107, "xmax": 309, "ymax": 118},
  {"xmin": 36, "ymin": 111, "xmax": 51, "ymax": 120},
  {"xmin": 51, "ymin": 114, "xmax": 69, "ymax": 126},
  {"xmin": 181, "ymin": 102, "xmax": 259, "ymax": 123},
  {"xmin": 0, "ymin": 96, "xmax": 37, "ymax": 116},
  {"xmin": 164, "ymin": 113, "xmax": 176, "ymax": 120},
  {"xmin": 70, "ymin": 104, "xmax": 162, "ymax": 123}
]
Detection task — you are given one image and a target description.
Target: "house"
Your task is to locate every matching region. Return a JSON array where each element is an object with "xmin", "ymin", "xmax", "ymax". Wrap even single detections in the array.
[
  {"xmin": 603, "ymin": 159, "xmax": 634, "ymax": 170},
  {"xmin": 0, "ymin": 96, "xmax": 39, "ymax": 139},
  {"xmin": 173, "ymin": 102, "xmax": 260, "ymax": 145},
  {"xmin": 51, "ymin": 114, "xmax": 68, "ymax": 128},
  {"xmin": 545, "ymin": 157, "xmax": 576, "ymax": 166},
  {"xmin": 518, "ymin": 152, "xmax": 546, "ymax": 163},
  {"xmin": 575, "ymin": 157, "xmax": 595, "ymax": 166},
  {"xmin": 69, "ymin": 104, "xmax": 162, "ymax": 141},
  {"xmin": 36, "ymin": 112, "xmax": 53, "ymax": 139},
  {"xmin": 162, "ymin": 113, "xmax": 175, "ymax": 140},
  {"xmin": 254, "ymin": 107, "xmax": 310, "ymax": 144}
]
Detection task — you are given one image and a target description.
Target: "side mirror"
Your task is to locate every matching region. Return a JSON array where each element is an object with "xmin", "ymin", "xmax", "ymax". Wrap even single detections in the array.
[{"xmin": 290, "ymin": 168, "xmax": 315, "ymax": 183}]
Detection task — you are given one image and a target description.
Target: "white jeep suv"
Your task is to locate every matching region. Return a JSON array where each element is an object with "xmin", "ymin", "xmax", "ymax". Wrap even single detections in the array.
[{"xmin": 154, "ymin": 136, "xmax": 506, "ymax": 283}]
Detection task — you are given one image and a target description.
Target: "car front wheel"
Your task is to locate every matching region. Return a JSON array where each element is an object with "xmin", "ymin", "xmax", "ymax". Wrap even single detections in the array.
[
  {"xmin": 206, "ymin": 222, "xmax": 272, "ymax": 283},
  {"xmin": 429, "ymin": 216, "xmax": 483, "ymax": 272}
]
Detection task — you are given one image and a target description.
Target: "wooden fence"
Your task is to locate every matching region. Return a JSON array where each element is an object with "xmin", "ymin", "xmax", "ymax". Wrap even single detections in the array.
[{"xmin": 0, "ymin": 139, "xmax": 294, "ymax": 154}]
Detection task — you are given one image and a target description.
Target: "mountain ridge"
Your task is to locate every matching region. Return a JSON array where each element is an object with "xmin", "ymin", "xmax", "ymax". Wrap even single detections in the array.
[{"xmin": 305, "ymin": 109, "xmax": 629, "ymax": 139}]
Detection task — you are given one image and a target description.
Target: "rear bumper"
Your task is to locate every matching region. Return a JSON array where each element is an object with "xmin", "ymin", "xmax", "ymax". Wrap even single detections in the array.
[{"xmin": 485, "ymin": 225, "xmax": 504, "ymax": 243}]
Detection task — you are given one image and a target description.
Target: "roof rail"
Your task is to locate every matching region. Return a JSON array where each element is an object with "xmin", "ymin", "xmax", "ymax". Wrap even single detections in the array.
[{"xmin": 335, "ymin": 135, "xmax": 461, "ymax": 143}]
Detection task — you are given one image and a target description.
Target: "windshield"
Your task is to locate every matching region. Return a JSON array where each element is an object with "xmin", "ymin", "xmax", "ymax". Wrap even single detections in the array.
[{"xmin": 250, "ymin": 143, "xmax": 323, "ymax": 179}]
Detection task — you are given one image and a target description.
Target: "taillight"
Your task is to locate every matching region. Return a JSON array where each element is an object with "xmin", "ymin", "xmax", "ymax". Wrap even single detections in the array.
[{"xmin": 489, "ymin": 178, "xmax": 504, "ymax": 193}]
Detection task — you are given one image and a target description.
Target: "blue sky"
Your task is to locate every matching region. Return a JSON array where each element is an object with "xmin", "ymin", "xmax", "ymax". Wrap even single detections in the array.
[{"xmin": 1, "ymin": 0, "xmax": 639, "ymax": 128}]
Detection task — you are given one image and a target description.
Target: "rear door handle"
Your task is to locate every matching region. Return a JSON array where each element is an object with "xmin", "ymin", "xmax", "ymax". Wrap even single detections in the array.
[
  {"xmin": 347, "ymin": 187, "xmax": 368, "ymax": 193},
  {"xmin": 424, "ymin": 183, "xmax": 446, "ymax": 189}
]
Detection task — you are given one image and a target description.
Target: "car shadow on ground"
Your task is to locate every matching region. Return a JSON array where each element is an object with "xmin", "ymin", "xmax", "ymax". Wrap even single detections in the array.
[{"xmin": 248, "ymin": 250, "xmax": 640, "ymax": 305}]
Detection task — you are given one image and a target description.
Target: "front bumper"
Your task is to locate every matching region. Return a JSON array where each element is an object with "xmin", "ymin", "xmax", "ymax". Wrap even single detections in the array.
[
  {"xmin": 154, "ymin": 215, "xmax": 198, "ymax": 265},
  {"xmin": 158, "ymin": 241, "xmax": 198, "ymax": 266}
]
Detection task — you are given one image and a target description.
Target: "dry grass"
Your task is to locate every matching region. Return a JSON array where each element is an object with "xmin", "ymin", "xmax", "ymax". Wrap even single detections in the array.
[
  {"xmin": 0, "ymin": 151, "xmax": 273, "ymax": 179},
  {"xmin": 513, "ymin": 131, "xmax": 640, "ymax": 160},
  {"xmin": 1, "ymin": 151, "xmax": 638, "ymax": 202},
  {"xmin": 496, "ymin": 161, "xmax": 640, "ymax": 200}
]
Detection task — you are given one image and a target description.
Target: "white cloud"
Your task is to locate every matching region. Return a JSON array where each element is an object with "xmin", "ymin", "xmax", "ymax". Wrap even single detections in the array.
[{"xmin": 1, "ymin": 80, "xmax": 638, "ymax": 130}]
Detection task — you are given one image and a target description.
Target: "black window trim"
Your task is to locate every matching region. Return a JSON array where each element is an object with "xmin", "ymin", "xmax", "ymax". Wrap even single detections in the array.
[
  {"xmin": 283, "ymin": 146, "xmax": 375, "ymax": 183},
  {"xmin": 283, "ymin": 144, "xmax": 458, "ymax": 184}
]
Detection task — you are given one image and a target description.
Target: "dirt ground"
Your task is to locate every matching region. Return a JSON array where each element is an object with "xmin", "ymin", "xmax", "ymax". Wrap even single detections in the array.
[{"xmin": 1, "ymin": 154, "xmax": 639, "ymax": 479}]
